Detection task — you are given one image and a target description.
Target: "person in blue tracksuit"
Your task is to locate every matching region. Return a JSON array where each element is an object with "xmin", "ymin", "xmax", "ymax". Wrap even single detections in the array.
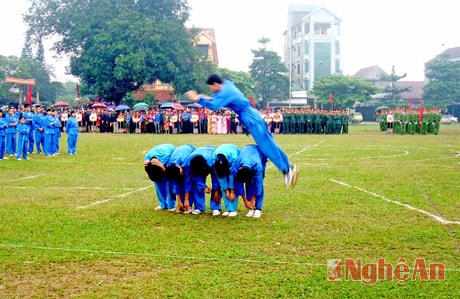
[
  {"xmin": 22, "ymin": 104, "xmax": 35, "ymax": 153},
  {"xmin": 144, "ymin": 144, "xmax": 176, "ymax": 210},
  {"xmin": 43, "ymin": 109, "xmax": 56, "ymax": 156},
  {"xmin": 185, "ymin": 145, "xmax": 220, "ymax": 215},
  {"xmin": 32, "ymin": 106, "xmax": 45, "ymax": 154},
  {"xmin": 185, "ymin": 74, "xmax": 299, "ymax": 189},
  {"xmin": 165, "ymin": 144, "xmax": 196, "ymax": 213},
  {"xmin": 5, "ymin": 106, "xmax": 18, "ymax": 156},
  {"xmin": 212, "ymin": 143, "xmax": 240, "ymax": 217},
  {"xmin": 16, "ymin": 116, "xmax": 30, "ymax": 160},
  {"xmin": 52, "ymin": 110, "xmax": 62, "ymax": 155},
  {"xmin": 0, "ymin": 110, "xmax": 7, "ymax": 160},
  {"xmin": 65, "ymin": 110, "xmax": 79, "ymax": 155},
  {"xmin": 233, "ymin": 144, "xmax": 267, "ymax": 219}
]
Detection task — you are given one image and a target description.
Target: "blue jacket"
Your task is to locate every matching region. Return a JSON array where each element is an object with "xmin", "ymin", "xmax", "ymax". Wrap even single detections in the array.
[
  {"xmin": 184, "ymin": 146, "xmax": 218, "ymax": 193},
  {"xmin": 166, "ymin": 144, "xmax": 196, "ymax": 195},
  {"xmin": 212, "ymin": 144, "xmax": 240, "ymax": 190},
  {"xmin": 232, "ymin": 144, "xmax": 267, "ymax": 197},
  {"xmin": 65, "ymin": 117, "xmax": 79, "ymax": 135},
  {"xmin": 144, "ymin": 144, "xmax": 175, "ymax": 165},
  {"xmin": 5, "ymin": 113, "xmax": 18, "ymax": 134}
]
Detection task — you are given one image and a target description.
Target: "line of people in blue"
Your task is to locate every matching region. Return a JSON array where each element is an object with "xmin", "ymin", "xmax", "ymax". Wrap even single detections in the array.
[
  {"xmin": 144, "ymin": 143, "xmax": 267, "ymax": 218},
  {"xmin": 0, "ymin": 104, "xmax": 79, "ymax": 160}
]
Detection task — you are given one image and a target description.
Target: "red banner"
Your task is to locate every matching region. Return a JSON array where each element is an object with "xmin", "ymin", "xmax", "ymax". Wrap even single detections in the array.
[
  {"xmin": 419, "ymin": 98, "xmax": 423, "ymax": 123},
  {"xmin": 329, "ymin": 91, "xmax": 333, "ymax": 106},
  {"xmin": 5, "ymin": 76, "xmax": 35, "ymax": 85},
  {"xmin": 249, "ymin": 95, "xmax": 256, "ymax": 108},
  {"xmin": 26, "ymin": 85, "xmax": 33, "ymax": 104}
]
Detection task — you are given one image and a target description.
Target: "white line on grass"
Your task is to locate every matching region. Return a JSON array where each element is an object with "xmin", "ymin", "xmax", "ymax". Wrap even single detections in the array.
[
  {"xmin": 330, "ymin": 179, "xmax": 460, "ymax": 225},
  {"xmin": 3, "ymin": 186, "xmax": 137, "ymax": 191},
  {"xmin": 76, "ymin": 185, "xmax": 152, "ymax": 210},
  {"xmin": 267, "ymin": 141, "xmax": 324, "ymax": 169},
  {"xmin": 8, "ymin": 174, "xmax": 44, "ymax": 182},
  {"xmin": 1, "ymin": 243, "xmax": 459, "ymax": 272}
]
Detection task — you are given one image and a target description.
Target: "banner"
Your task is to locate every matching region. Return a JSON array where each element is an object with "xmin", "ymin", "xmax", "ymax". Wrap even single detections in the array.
[{"xmin": 5, "ymin": 76, "xmax": 35, "ymax": 85}]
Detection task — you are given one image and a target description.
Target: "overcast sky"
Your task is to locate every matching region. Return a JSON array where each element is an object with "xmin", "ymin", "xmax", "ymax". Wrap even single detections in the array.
[{"xmin": 1, "ymin": 0, "xmax": 458, "ymax": 82}]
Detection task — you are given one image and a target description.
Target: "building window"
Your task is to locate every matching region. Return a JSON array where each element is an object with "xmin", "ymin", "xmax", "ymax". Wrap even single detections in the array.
[
  {"xmin": 305, "ymin": 42, "xmax": 309, "ymax": 54},
  {"xmin": 197, "ymin": 45, "xmax": 209, "ymax": 57}
]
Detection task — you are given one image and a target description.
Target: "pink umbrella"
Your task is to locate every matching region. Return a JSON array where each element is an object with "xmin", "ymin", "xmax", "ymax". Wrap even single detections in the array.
[
  {"xmin": 52, "ymin": 101, "xmax": 70, "ymax": 108},
  {"xmin": 92, "ymin": 103, "xmax": 107, "ymax": 109},
  {"xmin": 172, "ymin": 103, "xmax": 184, "ymax": 110}
]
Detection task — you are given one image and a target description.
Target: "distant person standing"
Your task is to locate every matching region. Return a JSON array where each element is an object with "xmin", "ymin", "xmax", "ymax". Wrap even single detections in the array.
[
  {"xmin": 5, "ymin": 106, "xmax": 18, "ymax": 156},
  {"xmin": 185, "ymin": 74, "xmax": 299, "ymax": 189},
  {"xmin": 22, "ymin": 104, "xmax": 35, "ymax": 153},
  {"xmin": 65, "ymin": 110, "xmax": 79, "ymax": 155},
  {"xmin": 43, "ymin": 108, "xmax": 56, "ymax": 156},
  {"xmin": 16, "ymin": 116, "xmax": 30, "ymax": 160},
  {"xmin": 0, "ymin": 109, "xmax": 7, "ymax": 160},
  {"xmin": 32, "ymin": 105, "xmax": 45, "ymax": 154}
]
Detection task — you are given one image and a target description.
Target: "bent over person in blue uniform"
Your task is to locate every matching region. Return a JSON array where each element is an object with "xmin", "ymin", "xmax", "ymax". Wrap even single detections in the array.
[
  {"xmin": 185, "ymin": 74, "xmax": 299, "ymax": 189},
  {"xmin": 144, "ymin": 143, "xmax": 176, "ymax": 211}
]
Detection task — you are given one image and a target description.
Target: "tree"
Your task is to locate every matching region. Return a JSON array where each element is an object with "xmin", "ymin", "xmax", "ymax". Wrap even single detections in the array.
[
  {"xmin": 379, "ymin": 66, "xmax": 411, "ymax": 105},
  {"xmin": 249, "ymin": 38, "xmax": 289, "ymax": 108},
  {"xmin": 24, "ymin": 0, "xmax": 214, "ymax": 104},
  {"xmin": 313, "ymin": 74, "xmax": 379, "ymax": 109},
  {"xmin": 423, "ymin": 54, "xmax": 460, "ymax": 110},
  {"xmin": 218, "ymin": 68, "xmax": 255, "ymax": 100}
]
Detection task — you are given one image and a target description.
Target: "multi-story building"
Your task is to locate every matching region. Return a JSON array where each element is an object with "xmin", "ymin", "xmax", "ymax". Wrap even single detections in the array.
[{"xmin": 284, "ymin": 5, "xmax": 342, "ymax": 93}]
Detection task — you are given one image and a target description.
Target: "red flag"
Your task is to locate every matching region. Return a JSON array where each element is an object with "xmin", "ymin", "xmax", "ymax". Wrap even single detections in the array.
[
  {"xmin": 329, "ymin": 91, "xmax": 333, "ymax": 107},
  {"xmin": 249, "ymin": 95, "xmax": 256, "ymax": 108},
  {"xmin": 419, "ymin": 98, "xmax": 423, "ymax": 122},
  {"xmin": 76, "ymin": 83, "xmax": 80, "ymax": 98},
  {"xmin": 266, "ymin": 102, "xmax": 270, "ymax": 110},
  {"xmin": 26, "ymin": 84, "xmax": 33, "ymax": 104},
  {"xmin": 409, "ymin": 98, "xmax": 412, "ymax": 108}
]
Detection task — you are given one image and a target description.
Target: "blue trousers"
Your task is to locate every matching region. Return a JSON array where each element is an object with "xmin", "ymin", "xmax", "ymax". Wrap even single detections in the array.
[
  {"xmin": 6, "ymin": 132, "xmax": 16, "ymax": 155},
  {"xmin": 154, "ymin": 179, "xmax": 176, "ymax": 209},
  {"xmin": 222, "ymin": 191, "xmax": 238, "ymax": 212},
  {"xmin": 16, "ymin": 135, "xmax": 28, "ymax": 159}
]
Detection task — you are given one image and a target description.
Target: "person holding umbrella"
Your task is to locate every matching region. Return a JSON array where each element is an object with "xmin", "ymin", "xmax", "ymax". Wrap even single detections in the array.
[{"xmin": 185, "ymin": 74, "xmax": 299, "ymax": 189}]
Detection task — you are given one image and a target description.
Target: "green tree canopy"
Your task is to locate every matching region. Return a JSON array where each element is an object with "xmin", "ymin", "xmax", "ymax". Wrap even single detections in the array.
[
  {"xmin": 249, "ymin": 38, "xmax": 289, "ymax": 108},
  {"xmin": 312, "ymin": 74, "xmax": 379, "ymax": 109},
  {"xmin": 423, "ymin": 54, "xmax": 460, "ymax": 110},
  {"xmin": 24, "ymin": 0, "xmax": 214, "ymax": 104}
]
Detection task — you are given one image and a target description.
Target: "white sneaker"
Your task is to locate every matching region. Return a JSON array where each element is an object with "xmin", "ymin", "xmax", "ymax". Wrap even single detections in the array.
[
  {"xmin": 1, "ymin": 157, "xmax": 8, "ymax": 160},
  {"xmin": 284, "ymin": 164, "xmax": 299, "ymax": 189},
  {"xmin": 212, "ymin": 210, "xmax": 221, "ymax": 216},
  {"xmin": 16, "ymin": 158, "xmax": 22, "ymax": 161},
  {"xmin": 228, "ymin": 211, "xmax": 237, "ymax": 217},
  {"xmin": 183, "ymin": 208, "xmax": 193, "ymax": 214},
  {"xmin": 154, "ymin": 206, "xmax": 163, "ymax": 211},
  {"xmin": 168, "ymin": 208, "xmax": 176, "ymax": 212},
  {"xmin": 246, "ymin": 210, "xmax": 255, "ymax": 217},
  {"xmin": 253, "ymin": 210, "xmax": 262, "ymax": 218},
  {"xmin": 222, "ymin": 211, "xmax": 230, "ymax": 217},
  {"xmin": 192, "ymin": 209, "xmax": 202, "ymax": 215}
]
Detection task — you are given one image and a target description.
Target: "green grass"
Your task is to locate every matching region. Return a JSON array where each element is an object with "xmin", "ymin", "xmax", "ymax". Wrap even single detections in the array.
[{"xmin": 0, "ymin": 124, "xmax": 459, "ymax": 298}]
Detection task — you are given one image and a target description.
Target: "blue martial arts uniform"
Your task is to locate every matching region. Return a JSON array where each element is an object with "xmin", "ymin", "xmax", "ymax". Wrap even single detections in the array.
[
  {"xmin": 22, "ymin": 110, "xmax": 35, "ymax": 153},
  {"xmin": 65, "ymin": 116, "xmax": 79, "ymax": 154},
  {"xmin": 166, "ymin": 144, "xmax": 196, "ymax": 206},
  {"xmin": 16, "ymin": 122, "xmax": 30, "ymax": 159},
  {"xmin": 144, "ymin": 144, "xmax": 176, "ymax": 209},
  {"xmin": 233, "ymin": 145, "xmax": 267, "ymax": 211},
  {"xmin": 0, "ymin": 115, "xmax": 6, "ymax": 159},
  {"xmin": 184, "ymin": 146, "xmax": 219, "ymax": 212},
  {"xmin": 198, "ymin": 79, "xmax": 290, "ymax": 173},
  {"xmin": 212, "ymin": 144, "xmax": 240, "ymax": 213},
  {"xmin": 32, "ymin": 112, "xmax": 45, "ymax": 154},
  {"xmin": 43, "ymin": 114, "xmax": 56, "ymax": 156},
  {"xmin": 5, "ymin": 112, "xmax": 18, "ymax": 155}
]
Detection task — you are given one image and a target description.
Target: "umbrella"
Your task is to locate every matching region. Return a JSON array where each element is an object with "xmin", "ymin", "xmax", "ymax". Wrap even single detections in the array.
[
  {"xmin": 186, "ymin": 103, "xmax": 202, "ymax": 109},
  {"xmin": 92, "ymin": 103, "xmax": 107, "ymax": 109},
  {"xmin": 160, "ymin": 102, "xmax": 184, "ymax": 110},
  {"xmin": 133, "ymin": 102, "xmax": 150, "ymax": 109},
  {"xmin": 375, "ymin": 106, "xmax": 389, "ymax": 112},
  {"xmin": 133, "ymin": 106, "xmax": 149, "ymax": 112},
  {"xmin": 53, "ymin": 101, "xmax": 70, "ymax": 108},
  {"xmin": 115, "ymin": 104, "xmax": 130, "ymax": 111}
]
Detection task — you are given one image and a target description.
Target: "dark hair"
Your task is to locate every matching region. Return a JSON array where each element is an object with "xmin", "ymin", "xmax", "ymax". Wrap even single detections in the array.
[
  {"xmin": 214, "ymin": 154, "xmax": 229, "ymax": 178},
  {"xmin": 190, "ymin": 155, "xmax": 210, "ymax": 177},
  {"xmin": 235, "ymin": 166, "xmax": 254, "ymax": 184},
  {"xmin": 144, "ymin": 164, "xmax": 164, "ymax": 182},
  {"xmin": 23, "ymin": 104, "xmax": 30, "ymax": 108},
  {"xmin": 206, "ymin": 74, "xmax": 223, "ymax": 85},
  {"xmin": 165, "ymin": 164, "xmax": 183, "ymax": 181}
]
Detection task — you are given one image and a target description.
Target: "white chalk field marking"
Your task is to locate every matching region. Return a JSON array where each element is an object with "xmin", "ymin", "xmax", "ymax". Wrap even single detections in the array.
[
  {"xmin": 267, "ymin": 141, "xmax": 324, "ymax": 169},
  {"xmin": 7, "ymin": 174, "xmax": 44, "ymax": 182},
  {"xmin": 330, "ymin": 179, "xmax": 460, "ymax": 225},
  {"xmin": 76, "ymin": 185, "xmax": 152, "ymax": 210},
  {"xmin": 3, "ymin": 186, "xmax": 137, "ymax": 191},
  {"xmin": 0, "ymin": 243, "xmax": 459, "ymax": 272}
]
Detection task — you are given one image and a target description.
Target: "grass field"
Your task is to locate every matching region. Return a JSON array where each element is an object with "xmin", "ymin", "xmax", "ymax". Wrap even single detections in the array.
[{"xmin": 0, "ymin": 124, "xmax": 459, "ymax": 298}]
